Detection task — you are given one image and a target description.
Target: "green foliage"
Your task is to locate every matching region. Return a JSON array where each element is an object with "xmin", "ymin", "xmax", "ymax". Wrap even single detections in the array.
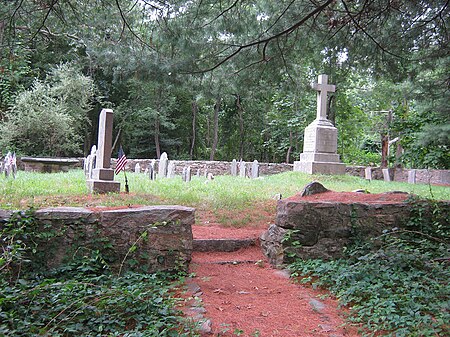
[
  {"xmin": 0, "ymin": 210, "xmax": 198, "ymax": 337},
  {"xmin": 289, "ymin": 200, "xmax": 450, "ymax": 336},
  {"xmin": 0, "ymin": 64, "xmax": 96, "ymax": 156}
]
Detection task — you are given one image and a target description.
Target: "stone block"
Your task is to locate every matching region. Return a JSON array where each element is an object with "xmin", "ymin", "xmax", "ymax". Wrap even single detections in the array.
[
  {"xmin": 302, "ymin": 122, "xmax": 338, "ymax": 154},
  {"xmin": 92, "ymin": 168, "xmax": 115, "ymax": 181},
  {"xmin": 87, "ymin": 179, "xmax": 120, "ymax": 193},
  {"xmin": 293, "ymin": 161, "xmax": 346, "ymax": 175}
]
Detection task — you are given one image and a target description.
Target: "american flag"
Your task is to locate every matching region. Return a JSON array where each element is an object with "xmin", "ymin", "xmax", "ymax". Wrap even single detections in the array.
[{"xmin": 115, "ymin": 146, "xmax": 127, "ymax": 175}]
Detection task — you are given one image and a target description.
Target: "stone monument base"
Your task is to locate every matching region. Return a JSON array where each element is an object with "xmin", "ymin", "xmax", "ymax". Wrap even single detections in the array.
[
  {"xmin": 87, "ymin": 180, "xmax": 121, "ymax": 193},
  {"xmin": 293, "ymin": 160, "xmax": 346, "ymax": 175}
]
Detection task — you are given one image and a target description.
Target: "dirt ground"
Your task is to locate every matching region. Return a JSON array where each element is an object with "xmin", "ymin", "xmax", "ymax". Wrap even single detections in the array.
[{"xmin": 26, "ymin": 190, "xmax": 411, "ymax": 336}]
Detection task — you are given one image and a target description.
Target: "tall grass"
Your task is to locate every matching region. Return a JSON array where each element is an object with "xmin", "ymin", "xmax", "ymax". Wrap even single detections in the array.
[{"xmin": 0, "ymin": 169, "xmax": 448, "ymax": 210}]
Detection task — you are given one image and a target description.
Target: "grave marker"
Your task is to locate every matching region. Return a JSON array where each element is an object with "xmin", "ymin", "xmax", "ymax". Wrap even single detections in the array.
[
  {"xmin": 167, "ymin": 161, "xmax": 176, "ymax": 178},
  {"xmin": 408, "ymin": 170, "xmax": 416, "ymax": 184},
  {"xmin": 251, "ymin": 160, "xmax": 259, "ymax": 179},
  {"xmin": 158, "ymin": 152, "xmax": 168, "ymax": 178},
  {"xmin": 231, "ymin": 159, "xmax": 238, "ymax": 176},
  {"xmin": 239, "ymin": 160, "xmax": 246, "ymax": 178},
  {"xmin": 135, "ymin": 163, "xmax": 141, "ymax": 174},
  {"xmin": 382, "ymin": 168, "xmax": 391, "ymax": 182},
  {"xmin": 365, "ymin": 167, "xmax": 372, "ymax": 181},
  {"xmin": 87, "ymin": 109, "xmax": 120, "ymax": 193},
  {"xmin": 148, "ymin": 160, "xmax": 156, "ymax": 180},
  {"xmin": 294, "ymin": 74, "xmax": 345, "ymax": 175}
]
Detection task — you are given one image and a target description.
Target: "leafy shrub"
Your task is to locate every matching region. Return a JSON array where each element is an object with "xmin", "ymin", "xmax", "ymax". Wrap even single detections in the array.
[{"xmin": 289, "ymin": 200, "xmax": 450, "ymax": 337}]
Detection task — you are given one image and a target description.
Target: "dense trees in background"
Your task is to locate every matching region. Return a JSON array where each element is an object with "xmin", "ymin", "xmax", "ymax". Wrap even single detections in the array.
[{"xmin": 0, "ymin": 0, "xmax": 448, "ymax": 168}]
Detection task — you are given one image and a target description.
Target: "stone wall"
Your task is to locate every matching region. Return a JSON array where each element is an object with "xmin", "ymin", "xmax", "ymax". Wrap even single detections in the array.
[
  {"xmin": 15, "ymin": 157, "xmax": 450, "ymax": 184},
  {"xmin": 0, "ymin": 206, "xmax": 194, "ymax": 274},
  {"xmin": 260, "ymin": 197, "xmax": 450, "ymax": 268}
]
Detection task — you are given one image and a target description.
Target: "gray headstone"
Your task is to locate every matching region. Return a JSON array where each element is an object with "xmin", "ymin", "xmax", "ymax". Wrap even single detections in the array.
[
  {"xmin": 408, "ymin": 170, "xmax": 416, "ymax": 184},
  {"xmin": 135, "ymin": 163, "xmax": 141, "ymax": 174},
  {"xmin": 239, "ymin": 160, "xmax": 246, "ymax": 178},
  {"xmin": 84, "ymin": 154, "xmax": 91, "ymax": 177},
  {"xmin": 167, "ymin": 161, "xmax": 176, "ymax": 178},
  {"xmin": 4, "ymin": 152, "xmax": 17, "ymax": 179},
  {"xmin": 158, "ymin": 152, "xmax": 168, "ymax": 178},
  {"xmin": 87, "ymin": 109, "xmax": 120, "ymax": 193},
  {"xmin": 196, "ymin": 169, "xmax": 201, "ymax": 177},
  {"xmin": 149, "ymin": 160, "xmax": 156, "ymax": 180},
  {"xmin": 382, "ymin": 168, "xmax": 391, "ymax": 182},
  {"xmin": 95, "ymin": 109, "xmax": 113, "ymax": 170},
  {"xmin": 365, "ymin": 167, "xmax": 372, "ymax": 181},
  {"xmin": 182, "ymin": 166, "xmax": 192, "ymax": 182},
  {"xmin": 231, "ymin": 159, "xmax": 238, "ymax": 176},
  {"xmin": 251, "ymin": 160, "xmax": 259, "ymax": 179},
  {"xmin": 203, "ymin": 165, "xmax": 208, "ymax": 178}
]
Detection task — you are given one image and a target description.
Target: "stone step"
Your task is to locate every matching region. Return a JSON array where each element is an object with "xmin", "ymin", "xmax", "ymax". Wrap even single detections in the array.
[{"xmin": 193, "ymin": 238, "xmax": 257, "ymax": 252}]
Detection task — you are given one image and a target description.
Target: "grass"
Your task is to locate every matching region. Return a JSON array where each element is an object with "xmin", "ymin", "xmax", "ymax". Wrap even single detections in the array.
[{"xmin": 0, "ymin": 169, "xmax": 449, "ymax": 210}]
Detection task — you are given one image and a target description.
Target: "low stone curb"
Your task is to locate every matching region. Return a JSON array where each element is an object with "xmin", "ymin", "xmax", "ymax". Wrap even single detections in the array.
[{"xmin": 193, "ymin": 238, "xmax": 257, "ymax": 252}]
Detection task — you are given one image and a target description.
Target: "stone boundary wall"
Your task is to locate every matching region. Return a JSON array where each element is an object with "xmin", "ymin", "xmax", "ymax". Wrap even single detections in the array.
[
  {"xmin": 261, "ymin": 197, "xmax": 450, "ymax": 267},
  {"xmin": 15, "ymin": 157, "xmax": 450, "ymax": 185},
  {"xmin": 0, "ymin": 206, "xmax": 194, "ymax": 274}
]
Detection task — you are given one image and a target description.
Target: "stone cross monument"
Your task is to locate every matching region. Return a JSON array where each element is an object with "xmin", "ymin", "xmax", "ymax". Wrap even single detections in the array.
[
  {"xmin": 87, "ymin": 109, "xmax": 121, "ymax": 193},
  {"xmin": 294, "ymin": 74, "xmax": 345, "ymax": 175}
]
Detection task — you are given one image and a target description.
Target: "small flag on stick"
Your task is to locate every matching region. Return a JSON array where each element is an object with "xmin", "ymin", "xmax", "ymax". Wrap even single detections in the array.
[
  {"xmin": 115, "ymin": 145, "xmax": 129, "ymax": 193},
  {"xmin": 115, "ymin": 146, "xmax": 127, "ymax": 175}
]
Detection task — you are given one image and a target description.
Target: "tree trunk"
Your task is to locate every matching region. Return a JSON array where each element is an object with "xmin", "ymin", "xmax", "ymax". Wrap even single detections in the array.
[
  {"xmin": 155, "ymin": 116, "xmax": 161, "ymax": 159},
  {"xmin": 327, "ymin": 95, "xmax": 336, "ymax": 125},
  {"xmin": 190, "ymin": 100, "xmax": 198, "ymax": 160},
  {"xmin": 235, "ymin": 94, "xmax": 244, "ymax": 159},
  {"xmin": 381, "ymin": 133, "xmax": 389, "ymax": 168},
  {"xmin": 286, "ymin": 130, "xmax": 293, "ymax": 163},
  {"xmin": 210, "ymin": 96, "xmax": 221, "ymax": 161}
]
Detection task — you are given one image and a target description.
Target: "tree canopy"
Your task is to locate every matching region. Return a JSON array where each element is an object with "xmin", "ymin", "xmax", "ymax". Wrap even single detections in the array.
[{"xmin": 0, "ymin": 0, "xmax": 448, "ymax": 168}]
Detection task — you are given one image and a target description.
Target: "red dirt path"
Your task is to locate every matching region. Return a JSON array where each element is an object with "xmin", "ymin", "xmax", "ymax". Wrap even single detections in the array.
[{"xmin": 188, "ymin": 193, "xmax": 378, "ymax": 337}]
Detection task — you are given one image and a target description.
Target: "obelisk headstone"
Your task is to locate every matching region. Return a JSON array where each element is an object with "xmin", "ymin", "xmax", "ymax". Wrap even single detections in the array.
[
  {"xmin": 294, "ymin": 74, "xmax": 345, "ymax": 175},
  {"xmin": 87, "ymin": 109, "xmax": 120, "ymax": 193}
]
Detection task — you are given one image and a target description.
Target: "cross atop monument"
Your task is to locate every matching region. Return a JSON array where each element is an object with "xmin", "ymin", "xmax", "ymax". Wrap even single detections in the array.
[{"xmin": 312, "ymin": 74, "xmax": 335, "ymax": 121}]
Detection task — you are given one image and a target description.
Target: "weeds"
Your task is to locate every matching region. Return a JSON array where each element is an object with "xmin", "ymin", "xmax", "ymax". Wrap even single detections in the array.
[
  {"xmin": 289, "ymin": 199, "xmax": 450, "ymax": 337},
  {"xmin": 0, "ymin": 210, "xmax": 199, "ymax": 336}
]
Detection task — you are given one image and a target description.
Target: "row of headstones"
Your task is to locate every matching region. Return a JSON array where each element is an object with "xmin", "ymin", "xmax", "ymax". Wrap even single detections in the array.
[
  {"xmin": 1, "ymin": 152, "xmax": 17, "ymax": 178},
  {"xmin": 84, "ymin": 147, "xmax": 261, "ymax": 181},
  {"xmin": 365, "ymin": 167, "xmax": 419, "ymax": 184},
  {"xmin": 84, "ymin": 145, "xmax": 97, "ymax": 179},
  {"xmin": 134, "ymin": 153, "xmax": 260, "ymax": 181}
]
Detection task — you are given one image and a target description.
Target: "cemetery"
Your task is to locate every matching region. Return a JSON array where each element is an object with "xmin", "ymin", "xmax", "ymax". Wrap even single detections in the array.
[{"xmin": 1, "ymin": 1, "xmax": 449, "ymax": 336}]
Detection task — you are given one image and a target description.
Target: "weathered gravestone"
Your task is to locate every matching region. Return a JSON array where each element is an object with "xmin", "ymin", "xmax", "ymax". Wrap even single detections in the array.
[
  {"xmin": 365, "ymin": 167, "xmax": 372, "ymax": 181},
  {"xmin": 87, "ymin": 109, "xmax": 120, "ymax": 193},
  {"xmin": 382, "ymin": 168, "xmax": 391, "ymax": 182},
  {"xmin": 408, "ymin": 169, "xmax": 416, "ymax": 184},
  {"xmin": 251, "ymin": 160, "xmax": 259, "ymax": 179},
  {"xmin": 167, "ymin": 161, "xmax": 176, "ymax": 178},
  {"xmin": 239, "ymin": 160, "xmax": 246, "ymax": 178},
  {"xmin": 294, "ymin": 74, "xmax": 345, "ymax": 175},
  {"xmin": 182, "ymin": 166, "xmax": 192, "ymax": 182},
  {"xmin": 148, "ymin": 160, "xmax": 156, "ymax": 180},
  {"xmin": 158, "ymin": 152, "xmax": 168, "ymax": 178},
  {"xmin": 3, "ymin": 152, "xmax": 17, "ymax": 178},
  {"xmin": 135, "ymin": 163, "xmax": 141, "ymax": 174},
  {"xmin": 85, "ymin": 145, "xmax": 97, "ymax": 179},
  {"xmin": 231, "ymin": 159, "xmax": 238, "ymax": 176}
]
